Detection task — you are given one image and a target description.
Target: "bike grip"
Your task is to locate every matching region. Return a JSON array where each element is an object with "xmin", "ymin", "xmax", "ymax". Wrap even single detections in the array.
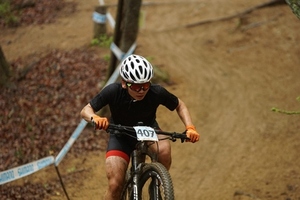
[
  {"xmin": 108, "ymin": 123, "xmax": 120, "ymax": 130},
  {"xmin": 181, "ymin": 131, "xmax": 188, "ymax": 143},
  {"xmin": 91, "ymin": 119, "xmax": 96, "ymax": 130},
  {"xmin": 107, "ymin": 124, "xmax": 125, "ymax": 132}
]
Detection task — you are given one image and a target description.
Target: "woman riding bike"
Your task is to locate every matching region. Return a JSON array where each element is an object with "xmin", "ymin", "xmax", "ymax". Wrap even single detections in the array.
[{"xmin": 80, "ymin": 54, "xmax": 200, "ymax": 200}]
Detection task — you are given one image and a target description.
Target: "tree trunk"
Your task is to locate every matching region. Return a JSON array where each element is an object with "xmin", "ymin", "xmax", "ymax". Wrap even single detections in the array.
[
  {"xmin": 0, "ymin": 45, "xmax": 11, "ymax": 87},
  {"xmin": 107, "ymin": 0, "xmax": 141, "ymax": 79},
  {"xmin": 119, "ymin": 0, "xmax": 141, "ymax": 52},
  {"xmin": 93, "ymin": 5, "xmax": 107, "ymax": 39}
]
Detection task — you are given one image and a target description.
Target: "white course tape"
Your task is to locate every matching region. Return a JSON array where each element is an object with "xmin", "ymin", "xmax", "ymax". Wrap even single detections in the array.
[
  {"xmin": 55, "ymin": 43, "xmax": 136, "ymax": 167},
  {"xmin": 55, "ymin": 119, "xmax": 88, "ymax": 166},
  {"xmin": 0, "ymin": 156, "xmax": 54, "ymax": 185},
  {"xmin": 106, "ymin": 12, "xmax": 115, "ymax": 29},
  {"xmin": 0, "ymin": 44, "xmax": 138, "ymax": 185},
  {"xmin": 97, "ymin": 0, "xmax": 114, "ymax": 29},
  {"xmin": 106, "ymin": 43, "xmax": 137, "ymax": 86},
  {"xmin": 110, "ymin": 42, "xmax": 136, "ymax": 61},
  {"xmin": 110, "ymin": 42, "xmax": 124, "ymax": 61},
  {"xmin": 0, "ymin": 0, "xmax": 137, "ymax": 183},
  {"xmin": 93, "ymin": 12, "xmax": 107, "ymax": 24}
]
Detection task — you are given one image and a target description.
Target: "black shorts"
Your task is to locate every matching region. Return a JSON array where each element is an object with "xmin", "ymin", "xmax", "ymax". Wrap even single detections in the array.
[
  {"xmin": 106, "ymin": 121, "xmax": 160, "ymax": 163},
  {"xmin": 106, "ymin": 133, "xmax": 138, "ymax": 163}
]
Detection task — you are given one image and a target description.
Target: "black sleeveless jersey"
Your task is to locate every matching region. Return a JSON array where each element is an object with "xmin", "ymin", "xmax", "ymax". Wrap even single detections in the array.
[{"xmin": 90, "ymin": 83, "xmax": 179, "ymax": 126}]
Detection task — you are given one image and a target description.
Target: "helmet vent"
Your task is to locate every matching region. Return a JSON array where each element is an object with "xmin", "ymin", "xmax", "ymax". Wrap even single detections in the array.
[
  {"xmin": 130, "ymin": 61, "xmax": 135, "ymax": 69},
  {"xmin": 143, "ymin": 60, "xmax": 147, "ymax": 67},
  {"xmin": 130, "ymin": 72, "xmax": 136, "ymax": 81},
  {"xmin": 124, "ymin": 64, "xmax": 128, "ymax": 71}
]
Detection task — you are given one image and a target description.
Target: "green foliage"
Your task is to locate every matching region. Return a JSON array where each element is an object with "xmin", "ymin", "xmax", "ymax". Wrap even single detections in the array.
[
  {"xmin": 0, "ymin": 1, "xmax": 10, "ymax": 16},
  {"xmin": 286, "ymin": 0, "xmax": 300, "ymax": 19},
  {"xmin": 90, "ymin": 35, "xmax": 112, "ymax": 62},
  {"xmin": 91, "ymin": 34, "xmax": 113, "ymax": 48},
  {"xmin": 0, "ymin": 0, "xmax": 19, "ymax": 26},
  {"xmin": 271, "ymin": 96, "xmax": 300, "ymax": 115},
  {"xmin": 103, "ymin": 54, "xmax": 110, "ymax": 62}
]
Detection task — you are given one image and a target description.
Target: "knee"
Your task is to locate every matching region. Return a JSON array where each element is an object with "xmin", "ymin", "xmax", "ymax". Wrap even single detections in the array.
[
  {"xmin": 106, "ymin": 167, "xmax": 126, "ymax": 192},
  {"xmin": 159, "ymin": 145, "xmax": 171, "ymax": 158},
  {"xmin": 105, "ymin": 157, "xmax": 127, "ymax": 196},
  {"xmin": 107, "ymin": 178, "xmax": 124, "ymax": 193},
  {"xmin": 158, "ymin": 142, "xmax": 172, "ymax": 170}
]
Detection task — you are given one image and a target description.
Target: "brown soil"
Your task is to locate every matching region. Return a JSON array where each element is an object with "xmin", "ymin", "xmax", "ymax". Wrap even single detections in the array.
[{"xmin": 1, "ymin": 0, "xmax": 300, "ymax": 200}]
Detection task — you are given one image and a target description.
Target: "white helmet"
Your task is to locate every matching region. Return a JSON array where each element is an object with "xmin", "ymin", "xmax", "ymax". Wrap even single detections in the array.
[{"xmin": 120, "ymin": 54, "xmax": 153, "ymax": 83}]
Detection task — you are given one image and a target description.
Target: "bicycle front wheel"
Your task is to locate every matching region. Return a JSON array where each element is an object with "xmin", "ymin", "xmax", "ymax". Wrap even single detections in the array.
[{"xmin": 138, "ymin": 162, "xmax": 174, "ymax": 200}]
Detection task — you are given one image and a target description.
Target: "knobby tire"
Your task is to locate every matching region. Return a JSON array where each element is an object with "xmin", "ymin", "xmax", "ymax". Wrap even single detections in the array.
[
  {"xmin": 121, "ymin": 162, "xmax": 174, "ymax": 200},
  {"xmin": 139, "ymin": 162, "xmax": 174, "ymax": 200}
]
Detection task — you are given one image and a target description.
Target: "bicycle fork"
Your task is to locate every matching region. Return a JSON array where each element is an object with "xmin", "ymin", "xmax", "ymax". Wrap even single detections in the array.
[
  {"xmin": 148, "ymin": 172, "xmax": 162, "ymax": 200},
  {"xmin": 130, "ymin": 151, "xmax": 162, "ymax": 200},
  {"xmin": 130, "ymin": 150, "xmax": 145, "ymax": 200}
]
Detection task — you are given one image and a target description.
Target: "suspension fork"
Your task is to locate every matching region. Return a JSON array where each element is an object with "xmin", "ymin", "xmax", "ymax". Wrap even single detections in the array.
[
  {"xmin": 130, "ymin": 142, "xmax": 158, "ymax": 199},
  {"xmin": 130, "ymin": 150, "xmax": 145, "ymax": 200}
]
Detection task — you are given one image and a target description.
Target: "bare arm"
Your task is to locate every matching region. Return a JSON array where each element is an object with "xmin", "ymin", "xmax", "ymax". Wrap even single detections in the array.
[
  {"xmin": 80, "ymin": 103, "xmax": 96, "ymax": 123},
  {"xmin": 175, "ymin": 98, "xmax": 194, "ymax": 127},
  {"xmin": 81, "ymin": 103, "xmax": 109, "ymax": 130},
  {"xmin": 176, "ymin": 98, "xmax": 200, "ymax": 143}
]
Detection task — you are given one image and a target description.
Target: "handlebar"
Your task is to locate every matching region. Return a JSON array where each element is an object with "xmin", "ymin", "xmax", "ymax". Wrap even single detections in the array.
[{"xmin": 106, "ymin": 124, "xmax": 190, "ymax": 143}]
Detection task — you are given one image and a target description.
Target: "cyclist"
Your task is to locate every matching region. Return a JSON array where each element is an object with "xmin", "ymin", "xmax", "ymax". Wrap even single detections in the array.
[{"xmin": 80, "ymin": 54, "xmax": 200, "ymax": 200}]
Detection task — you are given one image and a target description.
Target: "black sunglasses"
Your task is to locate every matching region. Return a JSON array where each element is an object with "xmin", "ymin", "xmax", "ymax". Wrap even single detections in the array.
[{"xmin": 126, "ymin": 82, "xmax": 151, "ymax": 92}]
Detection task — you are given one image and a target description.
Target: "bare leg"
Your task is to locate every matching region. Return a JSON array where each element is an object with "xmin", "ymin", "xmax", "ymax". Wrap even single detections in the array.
[
  {"xmin": 104, "ymin": 156, "xmax": 128, "ymax": 200},
  {"xmin": 157, "ymin": 135, "xmax": 172, "ymax": 170}
]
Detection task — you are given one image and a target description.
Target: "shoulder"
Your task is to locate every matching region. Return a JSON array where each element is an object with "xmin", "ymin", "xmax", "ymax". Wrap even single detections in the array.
[
  {"xmin": 102, "ymin": 82, "xmax": 122, "ymax": 93},
  {"xmin": 148, "ymin": 84, "xmax": 179, "ymax": 110},
  {"xmin": 101, "ymin": 82, "xmax": 129, "ymax": 101},
  {"xmin": 104, "ymin": 82, "xmax": 121, "ymax": 90},
  {"xmin": 150, "ymin": 84, "xmax": 164, "ymax": 92},
  {"xmin": 150, "ymin": 84, "xmax": 172, "ymax": 95},
  {"xmin": 148, "ymin": 84, "xmax": 178, "ymax": 100},
  {"xmin": 95, "ymin": 83, "xmax": 123, "ymax": 100}
]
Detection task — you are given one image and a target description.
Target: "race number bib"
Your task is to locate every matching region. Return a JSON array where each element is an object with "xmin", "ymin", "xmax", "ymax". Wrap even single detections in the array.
[{"xmin": 133, "ymin": 126, "xmax": 158, "ymax": 141}]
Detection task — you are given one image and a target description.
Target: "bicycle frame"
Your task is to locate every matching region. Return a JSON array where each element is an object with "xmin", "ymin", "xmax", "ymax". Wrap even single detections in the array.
[
  {"xmin": 129, "ymin": 141, "xmax": 159, "ymax": 199},
  {"xmin": 107, "ymin": 123, "xmax": 188, "ymax": 200}
]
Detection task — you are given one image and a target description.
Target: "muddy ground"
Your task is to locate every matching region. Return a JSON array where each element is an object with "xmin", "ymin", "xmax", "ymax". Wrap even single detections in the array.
[{"xmin": 1, "ymin": 0, "xmax": 300, "ymax": 199}]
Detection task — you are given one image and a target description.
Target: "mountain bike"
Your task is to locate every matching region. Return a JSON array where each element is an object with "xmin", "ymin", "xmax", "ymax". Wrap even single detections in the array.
[{"xmin": 106, "ymin": 123, "xmax": 189, "ymax": 200}]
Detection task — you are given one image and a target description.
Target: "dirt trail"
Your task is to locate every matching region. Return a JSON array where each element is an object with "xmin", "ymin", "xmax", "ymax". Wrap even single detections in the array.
[
  {"xmin": 138, "ymin": 2, "xmax": 300, "ymax": 199},
  {"xmin": 1, "ymin": 0, "xmax": 300, "ymax": 200}
]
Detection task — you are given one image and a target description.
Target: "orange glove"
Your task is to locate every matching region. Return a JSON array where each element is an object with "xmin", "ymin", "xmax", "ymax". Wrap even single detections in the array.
[
  {"xmin": 186, "ymin": 125, "xmax": 200, "ymax": 143},
  {"xmin": 91, "ymin": 115, "xmax": 109, "ymax": 130}
]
